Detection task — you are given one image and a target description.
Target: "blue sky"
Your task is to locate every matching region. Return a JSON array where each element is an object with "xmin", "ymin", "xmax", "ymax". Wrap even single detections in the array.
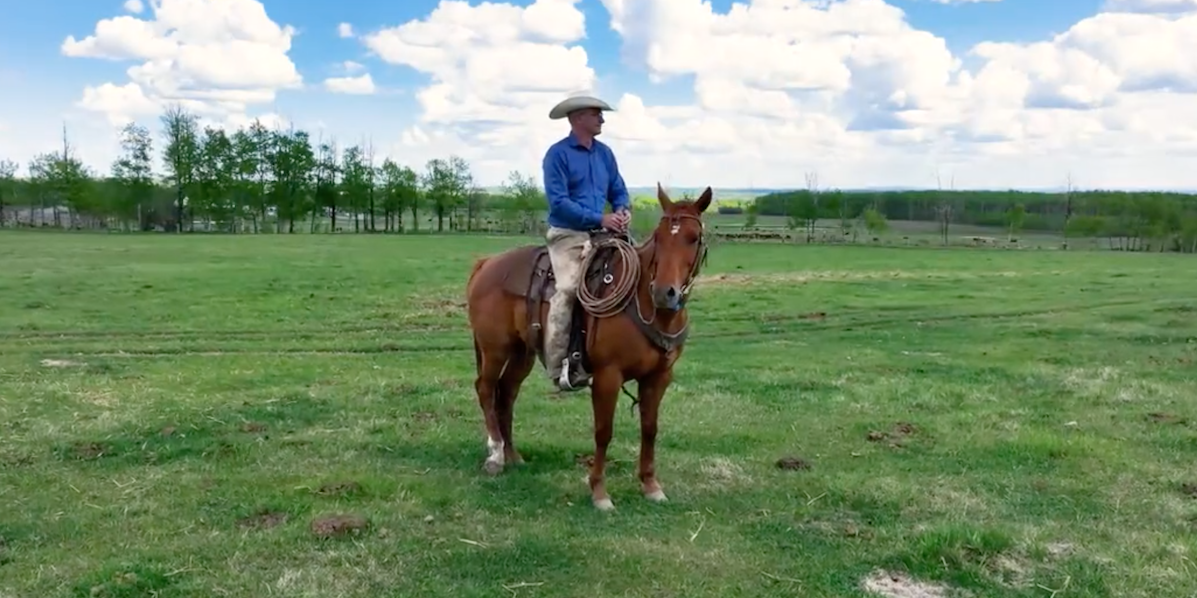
[{"xmin": 1, "ymin": 0, "xmax": 1194, "ymax": 190}]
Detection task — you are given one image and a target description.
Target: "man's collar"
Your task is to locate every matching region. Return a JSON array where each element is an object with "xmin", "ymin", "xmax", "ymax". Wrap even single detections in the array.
[{"xmin": 567, "ymin": 131, "xmax": 597, "ymax": 150}]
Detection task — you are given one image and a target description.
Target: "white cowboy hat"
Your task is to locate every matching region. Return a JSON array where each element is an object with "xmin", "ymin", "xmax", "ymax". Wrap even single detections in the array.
[{"xmin": 548, "ymin": 95, "xmax": 615, "ymax": 120}]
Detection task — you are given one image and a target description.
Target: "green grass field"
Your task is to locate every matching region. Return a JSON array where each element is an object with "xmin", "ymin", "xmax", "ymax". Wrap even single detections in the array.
[{"xmin": 2, "ymin": 232, "xmax": 1196, "ymax": 597}]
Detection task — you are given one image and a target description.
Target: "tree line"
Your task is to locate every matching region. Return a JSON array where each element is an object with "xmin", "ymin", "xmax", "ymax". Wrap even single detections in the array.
[
  {"xmin": 737, "ymin": 174, "xmax": 1197, "ymax": 252},
  {"xmin": 2, "ymin": 104, "xmax": 1196, "ymax": 252},
  {"xmin": 0, "ymin": 105, "xmax": 550, "ymax": 234}
]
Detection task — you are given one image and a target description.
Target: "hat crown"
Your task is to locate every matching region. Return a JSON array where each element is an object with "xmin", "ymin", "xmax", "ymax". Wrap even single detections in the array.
[{"xmin": 549, "ymin": 95, "xmax": 614, "ymax": 120}]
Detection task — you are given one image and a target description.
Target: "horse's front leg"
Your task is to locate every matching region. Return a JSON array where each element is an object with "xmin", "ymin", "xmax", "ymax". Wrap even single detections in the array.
[
  {"xmin": 636, "ymin": 368, "xmax": 671, "ymax": 503},
  {"xmin": 588, "ymin": 366, "xmax": 623, "ymax": 511}
]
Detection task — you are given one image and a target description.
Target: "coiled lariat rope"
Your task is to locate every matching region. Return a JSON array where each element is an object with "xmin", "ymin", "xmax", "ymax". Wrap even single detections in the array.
[{"xmin": 577, "ymin": 235, "xmax": 641, "ymax": 318}]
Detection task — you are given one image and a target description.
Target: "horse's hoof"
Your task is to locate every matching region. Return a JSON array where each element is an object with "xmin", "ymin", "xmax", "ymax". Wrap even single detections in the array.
[
  {"xmin": 482, "ymin": 460, "xmax": 504, "ymax": 476},
  {"xmin": 593, "ymin": 497, "xmax": 615, "ymax": 511},
  {"xmin": 645, "ymin": 489, "xmax": 668, "ymax": 503}
]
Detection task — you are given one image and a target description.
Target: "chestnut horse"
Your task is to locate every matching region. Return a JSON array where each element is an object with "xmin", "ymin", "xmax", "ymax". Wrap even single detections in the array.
[{"xmin": 464, "ymin": 184, "xmax": 712, "ymax": 511}]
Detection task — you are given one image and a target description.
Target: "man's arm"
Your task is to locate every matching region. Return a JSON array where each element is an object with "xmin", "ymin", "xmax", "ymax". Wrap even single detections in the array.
[
  {"xmin": 544, "ymin": 146, "xmax": 603, "ymax": 229},
  {"xmin": 605, "ymin": 147, "xmax": 630, "ymax": 213}
]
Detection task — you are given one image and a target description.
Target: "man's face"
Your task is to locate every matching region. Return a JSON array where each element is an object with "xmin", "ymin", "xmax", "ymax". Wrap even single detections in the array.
[{"xmin": 571, "ymin": 108, "xmax": 604, "ymax": 135}]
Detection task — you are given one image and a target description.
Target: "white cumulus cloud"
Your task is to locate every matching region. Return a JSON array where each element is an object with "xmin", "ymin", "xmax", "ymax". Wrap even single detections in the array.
[
  {"xmin": 61, "ymin": 0, "xmax": 301, "ymax": 126},
  {"xmin": 324, "ymin": 73, "xmax": 376, "ymax": 95},
  {"xmin": 361, "ymin": 0, "xmax": 595, "ymax": 175},
  {"xmin": 352, "ymin": 0, "xmax": 1197, "ymax": 190}
]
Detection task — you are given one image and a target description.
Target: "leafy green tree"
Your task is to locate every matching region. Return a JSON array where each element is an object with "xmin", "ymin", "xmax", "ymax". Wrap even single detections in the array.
[
  {"xmin": 1006, "ymin": 202, "xmax": 1026, "ymax": 241},
  {"xmin": 0, "ymin": 159, "xmax": 17, "ymax": 226},
  {"xmin": 111, "ymin": 122, "xmax": 156, "ymax": 230},
  {"xmin": 379, "ymin": 158, "xmax": 420, "ymax": 232},
  {"xmin": 160, "ymin": 104, "xmax": 201, "ymax": 232}
]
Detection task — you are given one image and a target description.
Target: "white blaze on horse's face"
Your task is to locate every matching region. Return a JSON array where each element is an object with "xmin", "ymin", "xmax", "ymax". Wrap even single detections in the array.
[{"xmin": 670, "ymin": 223, "xmax": 680, "ymax": 235}]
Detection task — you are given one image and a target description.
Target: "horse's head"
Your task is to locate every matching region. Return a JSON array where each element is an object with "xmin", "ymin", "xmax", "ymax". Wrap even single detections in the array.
[{"xmin": 646, "ymin": 182, "xmax": 712, "ymax": 311}]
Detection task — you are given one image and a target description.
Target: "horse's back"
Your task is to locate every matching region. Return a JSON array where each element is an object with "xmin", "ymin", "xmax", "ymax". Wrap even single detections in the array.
[{"xmin": 467, "ymin": 243, "xmax": 549, "ymax": 301}]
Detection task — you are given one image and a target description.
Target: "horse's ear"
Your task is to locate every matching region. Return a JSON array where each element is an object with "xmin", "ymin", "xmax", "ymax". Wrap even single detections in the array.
[
  {"xmin": 656, "ymin": 182, "xmax": 674, "ymax": 211},
  {"xmin": 694, "ymin": 186, "xmax": 713, "ymax": 213}
]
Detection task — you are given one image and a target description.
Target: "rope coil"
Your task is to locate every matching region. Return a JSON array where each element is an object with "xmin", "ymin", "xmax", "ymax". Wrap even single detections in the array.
[{"xmin": 576, "ymin": 236, "xmax": 640, "ymax": 318}]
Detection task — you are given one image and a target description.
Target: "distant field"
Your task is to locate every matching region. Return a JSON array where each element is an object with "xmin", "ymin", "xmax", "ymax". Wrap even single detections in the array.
[{"xmin": 1, "ymin": 232, "xmax": 1195, "ymax": 597}]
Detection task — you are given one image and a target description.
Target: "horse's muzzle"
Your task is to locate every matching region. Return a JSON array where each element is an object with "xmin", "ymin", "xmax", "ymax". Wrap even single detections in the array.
[{"xmin": 650, "ymin": 282, "xmax": 683, "ymax": 311}]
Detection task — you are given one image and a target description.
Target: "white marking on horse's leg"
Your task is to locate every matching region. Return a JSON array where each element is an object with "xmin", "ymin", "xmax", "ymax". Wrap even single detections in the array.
[
  {"xmin": 483, "ymin": 434, "xmax": 505, "ymax": 475},
  {"xmin": 593, "ymin": 497, "xmax": 615, "ymax": 511},
  {"xmin": 645, "ymin": 489, "xmax": 668, "ymax": 502}
]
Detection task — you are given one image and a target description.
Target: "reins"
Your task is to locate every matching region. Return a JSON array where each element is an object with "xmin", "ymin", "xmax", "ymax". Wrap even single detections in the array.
[{"xmin": 573, "ymin": 211, "xmax": 709, "ymax": 412}]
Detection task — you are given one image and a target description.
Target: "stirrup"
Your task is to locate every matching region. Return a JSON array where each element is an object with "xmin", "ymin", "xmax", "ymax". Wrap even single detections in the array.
[{"xmin": 557, "ymin": 357, "xmax": 591, "ymax": 391}]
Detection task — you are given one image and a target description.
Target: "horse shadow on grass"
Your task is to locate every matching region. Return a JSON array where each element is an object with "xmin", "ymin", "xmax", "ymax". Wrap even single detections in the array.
[{"xmin": 370, "ymin": 433, "xmax": 670, "ymax": 514}]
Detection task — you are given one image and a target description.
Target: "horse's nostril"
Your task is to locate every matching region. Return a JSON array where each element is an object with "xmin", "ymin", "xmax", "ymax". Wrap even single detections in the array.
[{"xmin": 665, "ymin": 287, "xmax": 676, "ymax": 298}]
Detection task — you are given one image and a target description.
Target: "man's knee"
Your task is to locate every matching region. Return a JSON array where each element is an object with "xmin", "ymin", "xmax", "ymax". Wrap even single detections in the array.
[{"xmin": 555, "ymin": 276, "xmax": 580, "ymax": 296}]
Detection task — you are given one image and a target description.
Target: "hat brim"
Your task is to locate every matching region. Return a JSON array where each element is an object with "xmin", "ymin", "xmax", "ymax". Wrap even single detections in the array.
[{"xmin": 549, "ymin": 96, "xmax": 614, "ymax": 120}]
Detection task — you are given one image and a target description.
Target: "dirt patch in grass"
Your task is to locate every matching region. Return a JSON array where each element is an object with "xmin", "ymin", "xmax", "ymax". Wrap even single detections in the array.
[
  {"xmin": 40, "ymin": 358, "xmax": 85, "ymax": 368},
  {"xmin": 70, "ymin": 442, "xmax": 111, "ymax": 460},
  {"xmin": 240, "ymin": 422, "xmax": 267, "ymax": 433},
  {"xmin": 1180, "ymin": 483, "xmax": 1197, "ymax": 499},
  {"xmin": 310, "ymin": 514, "xmax": 369, "ymax": 538},
  {"xmin": 1147, "ymin": 412, "xmax": 1186, "ymax": 425},
  {"xmin": 316, "ymin": 481, "xmax": 362, "ymax": 497},
  {"xmin": 236, "ymin": 509, "xmax": 288, "ymax": 530},
  {"xmin": 867, "ymin": 422, "xmax": 920, "ymax": 448},
  {"xmin": 774, "ymin": 456, "xmax": 811, "ymax": 471},
  {"xmin": 861, "ymin": 570, "xmax": 952, "ymax": 598}
]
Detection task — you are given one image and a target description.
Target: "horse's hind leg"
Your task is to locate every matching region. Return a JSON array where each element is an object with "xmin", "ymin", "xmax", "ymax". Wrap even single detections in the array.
[
  {"xmin": 473, "ymin": 335, "xmax": 509, "ymax": 476},
  {"xmin": 495, "ymin": 346, "xmax": 534, "ymax": 466}
]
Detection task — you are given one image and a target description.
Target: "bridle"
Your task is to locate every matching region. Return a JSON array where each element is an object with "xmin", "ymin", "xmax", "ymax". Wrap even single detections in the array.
[{"xmin": 645, "ymin": 210, "xmax": 709, "ymax": 313}]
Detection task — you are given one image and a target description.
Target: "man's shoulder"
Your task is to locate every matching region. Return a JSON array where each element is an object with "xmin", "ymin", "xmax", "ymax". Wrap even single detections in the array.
[
  {"xmin": 593, "ymin": 138, "xmax": 618, "ymax": 159},
  {"xmin": 545, "ymin": 135, "xmax": 573, "ymax": 156}
]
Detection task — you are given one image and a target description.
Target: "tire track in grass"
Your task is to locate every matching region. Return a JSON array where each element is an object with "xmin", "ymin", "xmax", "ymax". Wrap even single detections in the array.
[{"xmin": 10, "ymin": 298, "xmax": 1188, "ymax": 359}]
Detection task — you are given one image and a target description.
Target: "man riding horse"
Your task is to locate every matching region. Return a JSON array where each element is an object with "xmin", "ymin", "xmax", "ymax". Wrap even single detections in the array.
[{"xmin": 542, "ymin": 95, "xmax": 631, "ymax": 392}]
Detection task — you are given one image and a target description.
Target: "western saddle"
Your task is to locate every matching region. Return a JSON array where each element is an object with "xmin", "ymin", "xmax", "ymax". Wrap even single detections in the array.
[{"xmin": 499, "ymin": 230, "xmax": 630, "ymax": 379}]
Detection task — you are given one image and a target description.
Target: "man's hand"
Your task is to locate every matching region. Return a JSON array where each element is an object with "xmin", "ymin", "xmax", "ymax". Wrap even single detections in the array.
[
  {"xmin": 616, "ymin": 208, "xmax": 630, "ymax": 230},
  {"xmin": 601, "ymin": 213, "xmax": 623, "ymax": 231}
]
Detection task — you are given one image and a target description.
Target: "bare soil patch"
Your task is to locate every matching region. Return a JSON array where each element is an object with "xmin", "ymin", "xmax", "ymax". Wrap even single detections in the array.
[
  {"xmin": 774, "ymin": 456, "xmax": 811, "ymax": 471},
  {"xmin": 861, "ymin": 570, "xmax": 952, "ymax": 598},
  {"xmin": 1180, "ymin": 482, "xmax": 1197, "ymax": 499},
  {"xmin": 1147, "ymin": 412, "xmax": 1185, "ymax": 425},
  {"xmin": 40, "ymin": 358, "xmax": 85, "ymax": 368},
  {"xmin": 867, "ymin": 422, "xmax": 920, "ymax": 448},
  {"xmin": 70, "ymin": 442, "xmax": 110, "ymax": 460},
  {"xmin": 316, "ymin": 481, "xmax": 362, "ymax": 497},
  {"xmin": 240, "ymin": 422, "xmax": 267, "ymax": 433},
  {"xmin": 236, "ymin": 509, "xmax": 288, "ymax": 530},
  {"xmin": 310, "ymin": 514, "xmax": 369, "ymax": 538}
]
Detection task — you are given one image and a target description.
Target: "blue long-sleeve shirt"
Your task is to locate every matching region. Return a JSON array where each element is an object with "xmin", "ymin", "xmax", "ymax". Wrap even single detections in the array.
[{"xmin": 542, "ymin": 132, "xmax": 630, "ymax": 231}]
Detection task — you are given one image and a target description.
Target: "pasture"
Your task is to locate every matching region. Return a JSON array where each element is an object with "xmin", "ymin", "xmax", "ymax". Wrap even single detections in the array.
[{"xmin": 1, "ymin": 231, "xmax": 1195, "ymax": 597}]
